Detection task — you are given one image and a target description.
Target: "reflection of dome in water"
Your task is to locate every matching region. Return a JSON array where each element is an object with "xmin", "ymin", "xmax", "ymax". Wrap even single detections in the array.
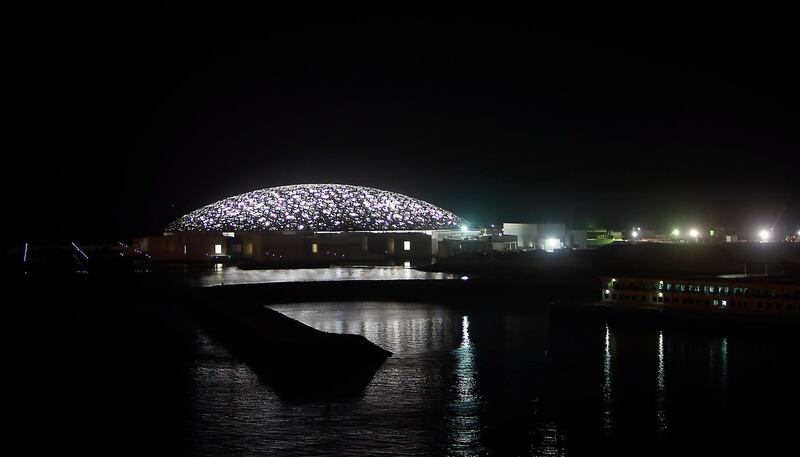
[{"xmin": 165, "ymin": 184, "xmax": 466, "ymax": 232}]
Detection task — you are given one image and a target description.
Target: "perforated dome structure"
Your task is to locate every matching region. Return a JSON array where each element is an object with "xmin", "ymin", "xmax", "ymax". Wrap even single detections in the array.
[{"xmin": 165, "ymin": 184, "xmax": 466, "ymax": 232}]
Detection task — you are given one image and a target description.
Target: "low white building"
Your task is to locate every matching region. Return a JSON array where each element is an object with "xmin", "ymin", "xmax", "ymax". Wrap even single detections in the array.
[{"xmin": 502, "ymin": 223, "xmax": 566, "ymax": 251}]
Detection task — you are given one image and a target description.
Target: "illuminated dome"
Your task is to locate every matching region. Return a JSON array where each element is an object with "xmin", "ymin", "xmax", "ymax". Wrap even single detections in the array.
[{"xmin": 165, "ymin": 184, "xmax": 466, "ymax": 232}]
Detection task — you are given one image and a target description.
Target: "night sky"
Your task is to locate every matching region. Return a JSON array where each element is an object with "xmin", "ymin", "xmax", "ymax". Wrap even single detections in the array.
[{"xmin": 9, "ymin": 5, "xmax": 799, "ymax": 243}]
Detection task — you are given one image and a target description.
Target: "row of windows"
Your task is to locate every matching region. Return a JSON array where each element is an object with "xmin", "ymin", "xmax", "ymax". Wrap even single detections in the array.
[
  {"xmin": 603, "ymin": 293, "xmax": 799, "ymax": 312},
  {"xmin": 608, "ymin": 281, "xmax": 799, "ymax": 299}
]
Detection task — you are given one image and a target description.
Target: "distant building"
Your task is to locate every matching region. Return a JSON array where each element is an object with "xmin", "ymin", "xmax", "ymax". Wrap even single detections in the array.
[
  {"xmin": 502, "ymin": 223, "xmax": 566, "ymax": 251},
  {"xmin": 437, "ymin": 234, "xmax": 518, "ymax": 258},
  {"xmin": 708, "ymin": 227, "xmax": 738, "ymax": 243},
  {"xmin": 566, "ymin": 229, "xmax": 622, "ymax": 248},
  {"xmin": 135, "ymin": 184, "xmax": 467, "ymax": 263}
]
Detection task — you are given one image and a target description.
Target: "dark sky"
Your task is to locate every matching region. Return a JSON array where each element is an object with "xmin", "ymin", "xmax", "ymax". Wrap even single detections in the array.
[{"xmin": 9, "ymin": 4, "xmax": 799, "ymax": 243}]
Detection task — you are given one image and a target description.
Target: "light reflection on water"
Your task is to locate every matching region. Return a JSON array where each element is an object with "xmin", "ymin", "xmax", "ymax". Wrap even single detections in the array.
[
  {"xmin": 720, "ymin": 336, "xmax": 729, "ymax": 390},
  {"xmin": 447, "ymin": 315, "xmax": 482, "ymax": 455},
  {"xmin": 656, "ymin": 331, "xmax": 668, "ymax": 433},
  {"xmin": 602, "ymin": 323, "xmax": 614, "ymax": 435},
  {"xmin": 183, "ymin": 302, "xmax": 800, "ymax": 456},
  {"xmin": 188, "ymin": 266, "xmax": 456, "ymax": 287}
]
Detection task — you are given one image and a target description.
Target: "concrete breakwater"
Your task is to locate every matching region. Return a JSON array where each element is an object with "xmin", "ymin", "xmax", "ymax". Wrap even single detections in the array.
[{"xmin": 189, "ymin": 292, "xmax": 392, "ymax": 398}]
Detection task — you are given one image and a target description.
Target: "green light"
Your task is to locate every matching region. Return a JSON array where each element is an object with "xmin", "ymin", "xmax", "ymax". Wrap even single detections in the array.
[{"xmin": 671, "ymin": 228, "xmax": 680, "ymax": 237}]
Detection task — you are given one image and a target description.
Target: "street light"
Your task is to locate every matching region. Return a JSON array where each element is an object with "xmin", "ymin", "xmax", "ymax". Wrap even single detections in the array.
[
  {"xmin": 631, "ymin": 230, "xmax": 639, "ymax": 239},
  {"xmin": 689, "ymin": 228, "xmax": 699, "ymax": 239},
  {"xmin": 671, "ymin": 228, "xmax": 680, "ymax": 237},
  {"xmin": 759, "ymin": 229, "xmax": 770, "ymax": 242}
]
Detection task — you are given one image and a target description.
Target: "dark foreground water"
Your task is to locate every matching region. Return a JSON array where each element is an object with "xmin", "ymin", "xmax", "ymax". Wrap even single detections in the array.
[
  {"xmin": 34, "ymin": 297, "xmax": 800, "ymax": 456},
  {"xmin": 184, "ymin": 302, "xmax": 799, "ymax": 456}
]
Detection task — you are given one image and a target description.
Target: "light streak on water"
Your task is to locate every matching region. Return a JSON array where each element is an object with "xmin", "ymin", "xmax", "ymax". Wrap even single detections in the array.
[
  {"xmin": 448, "ymin": 315, "xmax": 481, "ymax": 455},
  {"xmin": 602, "ymin": 323, "xmax": 614, "ymax": 434},
  {"xmin": 656, "ymin": 331, "xmax": 668, "ymax": 433},
  {"xmin": 720, "ymin": 336, "xmax": 729, "ymax": 390}
]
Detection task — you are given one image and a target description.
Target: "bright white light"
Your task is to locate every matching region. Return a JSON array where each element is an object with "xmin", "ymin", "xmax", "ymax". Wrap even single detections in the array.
[
  {"xmin": 544, "ymin": 237, "xmax": 560, "ymax": 251},
  {"xmin": 23, "ymin": 243, "xmax": 28, "ymax": 263},
  {"xmin": 759, "ymin": 229, "xmax": 770, "ymax": 241},
  {"xmin": 214, "ymin": 244, "xmax": 222, "ymax": 255},
  {"xmin": 631, "ymin": 230, "xmax": 639, "ymax": 238},
  {"xmin": 403, "ymin": 240, "xmax": 411, "ymax": 251},
  {"xmin": 461, "ymin": 224, "xmax": 469, "ymax": 232},
  {"xmin": 689, "ymin": 229, "xmax": 699, "ymax": 238},
  {"xmin": 672, "ymin": 229, "xmax": 680, "ymax": 236},
  {"xmin": 461, "ymin": 275, "xmax": 469, "ymax": 281}
]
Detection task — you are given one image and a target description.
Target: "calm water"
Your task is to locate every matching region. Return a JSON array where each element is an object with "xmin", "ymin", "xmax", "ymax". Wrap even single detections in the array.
[
  {"xmin": 180, "ymin": 301, "xmax": 800, "ymax": 456},
  {"xmin": 186, "ymin": 266, "xmax": 456, "ymax": 287}
]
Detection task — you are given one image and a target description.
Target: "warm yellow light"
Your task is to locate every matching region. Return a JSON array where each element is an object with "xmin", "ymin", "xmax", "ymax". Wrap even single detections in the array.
[{"xmin": 689, "ymin": 229, "xmax": 699, "ymax": 238}]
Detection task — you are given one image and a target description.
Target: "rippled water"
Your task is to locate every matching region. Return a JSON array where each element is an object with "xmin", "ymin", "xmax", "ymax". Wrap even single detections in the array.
[
  {"xmin": 181, "ymin": 302, "xmax": 800, "ymax": 456},
  {"xmin": 186, "ymin": 266, "xmax": 456, "ymax": 287}
]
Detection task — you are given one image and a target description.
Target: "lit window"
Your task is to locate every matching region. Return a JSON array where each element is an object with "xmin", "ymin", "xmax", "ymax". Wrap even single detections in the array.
[
  {"xmin": 403, "ymin": 241, "xmax": 411, "ymax": 251},
  {"xmin": 312, "ymin": 243, "xmax": 318, "ymax": 254},
  {"xmin": 214, "ymin": 244, "xmax": 222, "ymax": 255},
  {"xmin": 222, "ymin": 232, "xmax": 235, "ymax": 238}
]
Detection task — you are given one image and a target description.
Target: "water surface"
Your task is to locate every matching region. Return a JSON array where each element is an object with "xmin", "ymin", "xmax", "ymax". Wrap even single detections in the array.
[
  {"xmin": 181, "ymin": 301, "xmax": 800, "ymax": 455},
  {"xmin": 186, "ymin": 266, "xmax": 455, "ymax": 287}
]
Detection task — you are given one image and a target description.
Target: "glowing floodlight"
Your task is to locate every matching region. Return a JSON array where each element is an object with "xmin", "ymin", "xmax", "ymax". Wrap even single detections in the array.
[
  {"xmin": 672, "ymin": 228, "xmax": 680, "ymax": 237},
  {"xmin": 689, "ymin": 229, "xmax": 699, "ymax": 238},
  {"xmin": 759, "ymin": 229, "xmax": 770, "ymax": 241},
  {"xmin": 631, "ymin": 230, "xmax": 639, "ymax": 239},
  {"xmin": 544, "ymin": 237, "xmax": 560, "ymax": 251},
  {"xmin": 460, "ymin": 224, "xmax": 469, "ymax": 232}
]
